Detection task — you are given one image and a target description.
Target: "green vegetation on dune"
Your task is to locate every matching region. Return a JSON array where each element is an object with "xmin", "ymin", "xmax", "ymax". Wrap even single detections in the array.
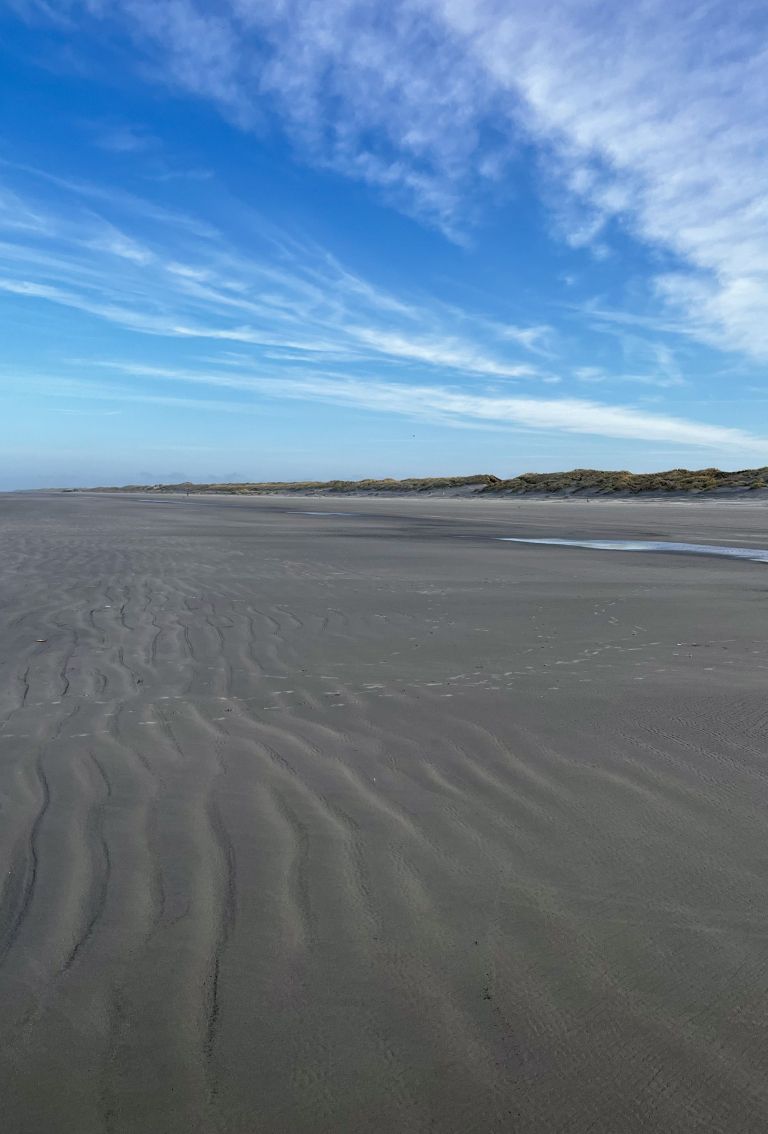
[
  {"xmin": 85, "ymin": 467, "xmax": 768, "ymax": 495},
  {"xmin": 90, "ymin": 474, "xmax": 499, "ymax": 494},
  {"xmin": 480, "ymin": 467, "xmax": 768, "ymax": 494}
]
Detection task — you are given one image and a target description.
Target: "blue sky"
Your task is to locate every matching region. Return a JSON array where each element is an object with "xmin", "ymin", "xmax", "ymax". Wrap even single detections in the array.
[{"xmin": 2, "ymin": 0, "xmax": 768, "ymax": 488}]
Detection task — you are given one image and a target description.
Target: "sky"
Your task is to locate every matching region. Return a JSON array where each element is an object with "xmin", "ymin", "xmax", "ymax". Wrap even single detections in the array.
[{"xmin": 2, "ymin": 1, "xmax": 768, "ymax": 489}]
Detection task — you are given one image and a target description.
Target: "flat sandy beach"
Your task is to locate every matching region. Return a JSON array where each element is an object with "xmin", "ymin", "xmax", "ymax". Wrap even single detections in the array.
[{"xmin": 3, "ymin": 491, "xmax": 768, "ymax": 1133}]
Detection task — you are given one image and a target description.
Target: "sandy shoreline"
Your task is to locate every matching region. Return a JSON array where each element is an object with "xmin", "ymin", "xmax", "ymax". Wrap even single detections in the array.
[{"xmin": 2, "ymin": 493, "xmax": 768, "ymax": 1132}]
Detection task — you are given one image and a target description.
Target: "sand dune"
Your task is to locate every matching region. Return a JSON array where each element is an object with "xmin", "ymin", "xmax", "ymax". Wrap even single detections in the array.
[{"xmin": 2, "ymin": 493, "xmax": 768, "ymax": 1132}]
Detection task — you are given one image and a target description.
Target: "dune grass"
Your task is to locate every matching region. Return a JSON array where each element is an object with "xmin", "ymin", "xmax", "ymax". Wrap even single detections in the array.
[
  {"xmin": 85, "ymin": 467, "xmax": 768, "ymax": 495},
  {"xmin": 89, "ymin": 474, "xmax": 498, "ymax": 494},
  {"xmin": 479, "ymin": 467, "xmax": 768, "ymax": 495}
]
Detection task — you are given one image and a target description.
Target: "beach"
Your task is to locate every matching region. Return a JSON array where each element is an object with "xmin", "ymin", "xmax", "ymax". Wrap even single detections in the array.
[{"xmin": 2, "ymin": 491, "xmax": 768, "ymax": 1132}]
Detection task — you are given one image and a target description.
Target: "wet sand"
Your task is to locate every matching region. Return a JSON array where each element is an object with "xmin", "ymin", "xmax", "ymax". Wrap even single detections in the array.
[{"xmin": 2, "ymin": 492, "xmax": 768, "ymax": 1133}]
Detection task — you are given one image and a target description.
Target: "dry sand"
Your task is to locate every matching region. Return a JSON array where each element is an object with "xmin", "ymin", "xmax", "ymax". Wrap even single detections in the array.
[{"xmin": 2, "ymin": 492, "xmax": 768, "ymax": 1132}]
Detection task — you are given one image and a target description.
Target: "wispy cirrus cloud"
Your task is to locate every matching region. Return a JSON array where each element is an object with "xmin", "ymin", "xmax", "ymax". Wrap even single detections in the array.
[
  {"xmin": 21, "ymin": 362, "xmax": 767, "ymax": 451},
  {"xmin": 443, "ymin": 1, "xmax": 768, "ymax": 360},
  {"xmin": 17, "ymin": 0, "xmax": 768, "ymax": 361},
  {"xmin": 0, "ymin": 164, "xmax": 551, "ymax": 379},
  {"xmin": 344, "ymin": 328, "xmax": 537, "ymax": 379},
  {"xmin": 2, "ymin": 159, "xmax": 755, "ymax": 452},
  {"xmin": 91, "ymin": 122, "xmax": 158, "ymax": 154},
  {"xmin": 573, "ymin": 342, "xmax": 687, "ymax": 390}
]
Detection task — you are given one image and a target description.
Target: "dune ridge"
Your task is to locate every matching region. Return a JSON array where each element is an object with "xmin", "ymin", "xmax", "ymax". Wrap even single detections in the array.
[{"xmin": 76, "ymin": 465, "xmax": 768, "ymax": 497}]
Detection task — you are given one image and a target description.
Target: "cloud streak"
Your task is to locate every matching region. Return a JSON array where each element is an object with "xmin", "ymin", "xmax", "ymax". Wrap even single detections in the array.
[
  {"xmin": 0, "ymin": 164, "xmax": 552, "ymax": 380},
  {"xmin": 20, "ymin": 0, "xmax": 768, "ymax": 360},
  {"xmin": 78, "ymin": 361, "xmax": 763, "ymax": 450},
  {"xmin": 1, "ymin": 70, "xmax": 759, "ymax": 463}
]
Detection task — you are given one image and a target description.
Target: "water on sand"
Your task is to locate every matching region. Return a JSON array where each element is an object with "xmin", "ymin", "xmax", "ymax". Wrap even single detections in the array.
[{"xmin": 499, "ymin": 536, "xmax": 768, "ymax": 562}]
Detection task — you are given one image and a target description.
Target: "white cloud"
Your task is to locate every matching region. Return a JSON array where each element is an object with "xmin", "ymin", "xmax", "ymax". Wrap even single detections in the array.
[
  {"xmin": 573, "ymin": 341, "xmax": 687, "ymax": 389},
  {"xmin": 87, "ymin": 225, "xmax": 154, "ymax": 264},
  {"xmin": 3, "ymin": 156, "xmax": 757, "ymax": 457},
  {"xmin": 0, "ymin": 169, "xmax": 548, "ymax": 378},
  {"xmin": 5, "ymin": 0, "xmax": 765, "ymax": 462},
  {"xmin": 21, "ymin": 0, "xmax": 766, "ymax": 358},
  {"xmin": 438, "ymin": 0, "xmax": 768, "ymax": 357},
  {"xmin": 93, "ymin": 123, "xmax": 157, "ymax": 154},
  {"xmin": 83, "ymin": 360, "xmax": 763, "ymax": 450},
  {"xmin": 346, "ymin": 327, "xmax": 537, "ymax": 378}
]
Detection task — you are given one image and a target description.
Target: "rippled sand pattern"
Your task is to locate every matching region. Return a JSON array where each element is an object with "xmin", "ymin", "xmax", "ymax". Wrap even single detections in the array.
[{"xmin": 2, "ymin": 493, "xmax": 768, "ymax": 1133}]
